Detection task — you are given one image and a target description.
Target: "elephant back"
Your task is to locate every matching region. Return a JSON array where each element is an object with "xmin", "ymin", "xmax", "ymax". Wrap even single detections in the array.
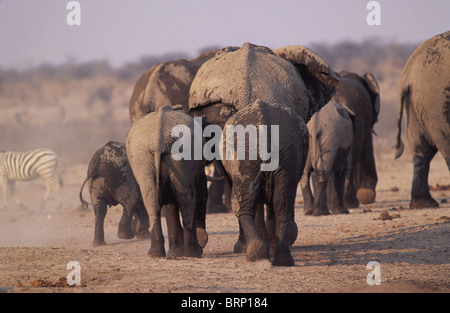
[
  {"xmin": 129, "ymin": 50, "xmax": 218, "ymax": 125},
  {"xmin": 400, "ymin": 31, "xmax": 450, "ymax": 92},
  {"xmin": 189, "ymin": 43, "xmax": 309, "ymax": 120}
]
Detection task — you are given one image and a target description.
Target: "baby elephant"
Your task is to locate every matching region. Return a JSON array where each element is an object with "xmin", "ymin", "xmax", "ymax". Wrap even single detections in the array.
[
  {"xmin": 127, "ymin": 105, "xmax": 219, "ymax": 258},
  {"xmin": 79, "ymin": 141, "xmax": 150, "ymax": 246},
  {"xmin": 301, "ymin": 101, "xmax": 355, "ymax": 216}
]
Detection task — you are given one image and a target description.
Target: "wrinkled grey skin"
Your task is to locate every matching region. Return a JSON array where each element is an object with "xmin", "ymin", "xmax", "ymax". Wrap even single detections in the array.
[
  {"xmin": 126, "ymin": 106, "xmax": 210, "ymax": 258},
  {"xmin": 189, "ymin": 43, "xmax": 338, "ymax": 127},
  {"xmin": 129, "ymin": 50, "xmax": 218, "ymax": 125},
  {"xmin": 128, "ymin": 49, "xmax": 230, "ymax": 214},
  {"xmin": 219, "ymin": 100, "xmax": 308, "ymax": 266},
  {"xmin": 394, "ymin": 31, "xmax": 450, "ymax": 209},
  {"xmin": 189, "ymin": 43, "xmax": 338, "ymax": 266},
  {"xmin": 301, "ymin": 101, "xmax": 354, "ymax": 216},
  {"xmin": 332, "ymin": 71, "xmax": 380, "ymax": 208},
  {"xmin": 79, "ymin": 141, "xmax": 150, "ymax": 246}
]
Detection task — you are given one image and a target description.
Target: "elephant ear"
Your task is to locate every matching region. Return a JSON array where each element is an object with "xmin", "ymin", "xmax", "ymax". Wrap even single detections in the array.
[
  {"xmin": 363, "ymin": 73, "xmax": 381, "ymax": 124},
  {"xmin": 273, "ymin": 46, "xmax": 339, "ymax": 119}
]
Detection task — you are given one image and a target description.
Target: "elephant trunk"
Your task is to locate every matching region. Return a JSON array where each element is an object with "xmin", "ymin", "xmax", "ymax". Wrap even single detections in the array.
[{"xmin": 394, "ymin": 86, "xmax": 408, "ymax": 159}]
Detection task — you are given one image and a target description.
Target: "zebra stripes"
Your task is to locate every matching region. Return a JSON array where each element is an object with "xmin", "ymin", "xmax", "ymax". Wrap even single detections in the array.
[{"xmin": 0, "ymin": 148, "xmax": 62, "ymax": 209}]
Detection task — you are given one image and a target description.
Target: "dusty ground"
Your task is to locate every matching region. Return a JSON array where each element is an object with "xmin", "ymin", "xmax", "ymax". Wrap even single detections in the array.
[{"xmin": 0, "ymin": 151, "xmax": 449, "ymax": 294}]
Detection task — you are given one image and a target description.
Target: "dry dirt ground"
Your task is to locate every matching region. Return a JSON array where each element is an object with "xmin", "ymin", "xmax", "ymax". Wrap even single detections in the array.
[{"xmin": 0, "ymin": 151, "xmax": 449, "ymax": 294}]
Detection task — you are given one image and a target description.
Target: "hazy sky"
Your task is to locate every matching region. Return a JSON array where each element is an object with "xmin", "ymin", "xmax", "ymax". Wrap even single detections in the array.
[{"xmin": 0, "ymin": 0, "xmax": 449, "ymax": 70}]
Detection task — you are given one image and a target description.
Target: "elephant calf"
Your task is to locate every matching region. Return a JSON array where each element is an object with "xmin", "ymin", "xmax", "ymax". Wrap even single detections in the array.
[
  {"xmin": 219, "ymin": 100, "xmax": 308, "ymax": 266},
  {"xmin": 301, "ymin": 101, "xmax": 354, "ymax": 216},
  {"xmin": 79, "ymin": 141, "xmax": 150, "ymax": 246},
  {"xmin": 126, "ymin": 105, "xmax": 212, "ymax": 258}
]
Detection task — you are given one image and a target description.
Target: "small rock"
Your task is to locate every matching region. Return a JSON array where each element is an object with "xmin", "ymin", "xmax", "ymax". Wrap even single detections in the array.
[{"xmin": 380, "ymin": 210, "xmax": 393, "ymax": 221}]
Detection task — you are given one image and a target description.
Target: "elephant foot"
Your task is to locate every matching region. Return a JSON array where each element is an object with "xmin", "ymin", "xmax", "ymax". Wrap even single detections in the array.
[
  {"xmin": 271, "ymin": 251, "xmax": 295, "ymax": 267},
  {"xmin": 167, "ymin": 246, "xmax": 185, "ymax": 258},
  {"xmin": 357, "ymin": 188, "xmax": 376, "ymax": 205},
  {"xmin": 410, "ymin": 197, "xmax": 439, "ymax": 209},
  {"xmin": 147, "ymin": 247, "xmax": 166, "ymax": 258},
  {"xmin": 303, "ymin": 207, "xmax": 314, "ymax": 216},
  {"xmin": 313, "ymin": 207, "xmax": 330, "ymax": 216},
  {"xmin": 331, "ymin": 207, "xmax": 349, "ymax": 215},
  {"xmin": 185, "ymin": 245, "xmax": 203, "ymax": 258},
  {"xmin": 207, "ymin": 203, "xmax": 231, "ymax": 214},
  {"xmin": 118, "ymin": 231, "xmax": 135, "ymax": 240},
  {"xmin": 344, "ymin": 197, "xmax": 359, "ymax": 208},
  {"xmin": 233, "ymin": 239, "xmax": 247, "ymax": 254},
  {"xmin": 93, "ymin": 239, "xmax": 106, "ymax": 247},
  {"xmin": 196, "ymin": 227, "xmax": 208, "ymax": 248},
  {"xmin": 135, "ymin": 229, "xmax": 151, "ymax": 240},
  {"xmin": 246, "ymin": 240, "xmax": 269, "ymax": 262}
]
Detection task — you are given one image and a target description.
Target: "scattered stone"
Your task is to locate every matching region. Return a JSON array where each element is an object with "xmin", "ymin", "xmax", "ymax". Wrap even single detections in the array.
[
  {"xmin": 380, "ymin": 210, "xmax": 393, "ymax": 221},
  {"xmin": 380, "ymin": 210, "xmax": 401, "ymax": 221},
  {"xmin": 429, "ymin": 184, "xmax": 450, "ymax": 191}
]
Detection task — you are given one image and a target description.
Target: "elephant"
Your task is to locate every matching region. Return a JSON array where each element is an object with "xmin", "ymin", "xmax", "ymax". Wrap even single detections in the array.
[
  {"xmin": 300, "ymin": 101, "xmax": 355, "ymax": 216},
  {"xmin": 128, "ymin": 48, "xmax": 231, "ymax": 214},
  {"xmin": 189, "ymin": 43, "xmax": 338, "ymax": 127},
  {"xmin": 218, "ymin": 100, "xmax": 308, "ymax": 266},
  {"xmin": 79, "ymin": 141, "xmax": 150, "ymax": 246},
  {"xmin": 188, "ymin": 43, "xmax": 338, "ymax": 265},
  {"xmin": 126, "ymin": 105, "xmax": 223, "ymax": 258},
  {"xmin": 129, "ymin": 49, "xmax": 217, "ymax": 124},
  {"xmin": 331, "ymin": 71, "xmax": 380, "ymax": 208},
  {"xmin": 394, "ymin": 31, "xmax": 450, "ymax": 209}
]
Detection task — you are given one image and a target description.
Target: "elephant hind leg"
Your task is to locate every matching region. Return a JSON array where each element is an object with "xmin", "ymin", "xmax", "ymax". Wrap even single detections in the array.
[
  {"xmin": 92, "ymin": 196, "xmax": 108, "ymax": 246},
  {"xmin": 165, "ymin": 203, "xmax": 184, "ymax": 257},
  {"xmin": 328, "ymin": 172, "xmax": 349, "ymax": 214},
  {"xmin": 269, "ymin": 182, "xmax": 296, "ymax": 267},
  {"xmin": 117, "ymin": 202, "xmax": 136, "ymax": 240},
  {"xmin": 410, "ymin": 154, "xmax": 439, "ymax": 209},
  {"xmin": 232, "ymin": 190, "xmax": 268, "ymax": 261},
  {"xmin": 238, "ymin": 215, "xmax": 268, "ymax": 262},
  {"xmin": 311, "ymin": 174, "xmax": 330, "ymax": 216}
]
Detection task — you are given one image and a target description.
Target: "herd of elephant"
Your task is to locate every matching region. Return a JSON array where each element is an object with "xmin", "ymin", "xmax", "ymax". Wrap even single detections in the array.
[{"xmin": 79, "ymin": 31, "xmax": 450, "ymax": 266}]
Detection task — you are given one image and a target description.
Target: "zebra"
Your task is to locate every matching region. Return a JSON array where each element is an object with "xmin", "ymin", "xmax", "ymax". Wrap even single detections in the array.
[{"xmin": 0, "ymin": 148, "xmax": 63, "ymax": 209}]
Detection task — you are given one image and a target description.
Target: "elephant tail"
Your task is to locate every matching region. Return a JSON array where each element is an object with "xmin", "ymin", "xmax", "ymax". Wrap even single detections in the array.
[
  {"xmin": 79, "ymin": 175, "xmax": 90, "ymax": 210},
  {"xmin": 154, "ymin": 149, "xmax": 162, "ymax": 208},
  {"xmin": 393, "ymin": 86, "xmax": 408, "ymax": 159},
  {"xmin": 250, "ymin": 171, "xmax": 265, "ymax": 193},
  {"xmin": 79, "ymin": 152, "xmax": 102, "ymax": 210}
]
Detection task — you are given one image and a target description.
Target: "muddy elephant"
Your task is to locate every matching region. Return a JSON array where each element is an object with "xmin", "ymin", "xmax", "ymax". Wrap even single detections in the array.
[
  {"xmin": 79, "ymin": 141, "xmax": 150, "ymax": 246},
  {"xmin": 218, "ymin": 100, "xmax": 308, "ymax": 266},
  {"xmin": 301, "ymin": 101, "xmax": 355, "ymax": 216},
  {"xmin": 126, "ymin": 105, "xmax": 223, "ymax": 258},
  {"xmin": 189, "ymin": 43, "xmax": 338, "ymax": 266},
  {"xmin": 128, "ymin": 49, "xmax": 231, "ymax": 214},
  {"xmin": 189, "ymin": 43, "xmax": 337, "ymax": 127},
  {"xmin": 394, "ymin": 31, "xmax": 450, "ymax": 209},
  {"xmin": 332, "ymin": 71, "xmax": 380, "ymax": 208}
]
